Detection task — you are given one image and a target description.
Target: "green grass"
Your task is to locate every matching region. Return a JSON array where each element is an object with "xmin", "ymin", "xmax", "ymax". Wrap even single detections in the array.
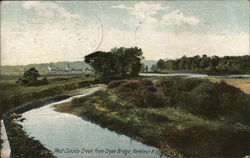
[
  {"xmin": 207, "ymin": 77, "xmax": 250, "ymax": 94},
  {"xmin": 0, "ymin": 74, "xmax": 96, "ymax": 115},
  {"xmin": 54, "ymin": 77, "xmax": 250, "ymax": 157}
]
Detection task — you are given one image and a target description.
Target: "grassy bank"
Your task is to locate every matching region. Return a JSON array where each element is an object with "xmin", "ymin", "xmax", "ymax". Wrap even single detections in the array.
[
  {"xmin": 0, "ymin": 74, "xmax": 96, "ymax": 116},
  {"xmin": 4, "ymin": 118, "xmax": 56, "ymax": 158},
  {"xmin": 54, "ymin": 77, "xmax": 250, "ymax": 157},
  {"xmin": 208, "ymin": 77, "xmax": 250, "ymax": 94}
]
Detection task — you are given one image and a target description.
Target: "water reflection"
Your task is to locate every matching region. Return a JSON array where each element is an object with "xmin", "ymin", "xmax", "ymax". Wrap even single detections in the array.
[{"xmin": 19, "ymin": 94, "xmax": 168, "ymax": 158}]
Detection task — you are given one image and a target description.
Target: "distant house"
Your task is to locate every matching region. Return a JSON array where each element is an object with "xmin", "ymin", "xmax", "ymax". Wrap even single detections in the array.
[
  {"xmin": 15, "ymin": 69, "xmax": 25, "ymax": 74},
  {"xmin": 47, "ymin": 66, "xmax": 58, "ymax": 73},
  {"xmin": 47, "ymin": 65, "xmax": 90, "ymax": 74}
]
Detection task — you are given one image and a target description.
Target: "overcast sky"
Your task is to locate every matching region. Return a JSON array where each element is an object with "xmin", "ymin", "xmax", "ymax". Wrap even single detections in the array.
[{"xmin": 1, "ymin": 0, "xmax": 249, "ymax": 65}]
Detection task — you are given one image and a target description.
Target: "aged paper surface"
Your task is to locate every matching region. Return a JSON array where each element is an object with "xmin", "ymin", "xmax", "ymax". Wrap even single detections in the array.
[{"xmin": 1, "ymin": 1, "xmax": 250, "ymax": 158}]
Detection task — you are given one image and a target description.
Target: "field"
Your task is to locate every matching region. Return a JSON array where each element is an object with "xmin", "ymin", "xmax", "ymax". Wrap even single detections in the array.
[
  {"xmin": 208, "ymin": 77, "xmax": 250, "ymax": 94},
  {"xmin": 0, "ymin": 73, "xmax": 96, "ymax": 116},
  {"xmin": 1, "ymin": 73, "xmax": 250, "ymax": 157}
]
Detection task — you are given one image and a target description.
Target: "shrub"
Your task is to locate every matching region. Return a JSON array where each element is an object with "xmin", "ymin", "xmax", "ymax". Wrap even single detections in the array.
[
  {"xmin": 157, "ymin": 78, "xmax": 250, "ymax": 121},
  {"xmin": 72, "ymin": 97, "xmax": 87, "ymax": 107},
  {"xmin": 189, "ymin": 81, "xmax": 249, "ymax": 118},
  {"xmin": 116, "ymin": 80, "xmax": 165, "ymax": 108},
  {"xmin": 163, "ymin": 126, "xmax": 250, "ymax": 157},
  {"xmin": 17, "ymin": 68, "xmax": 49, "ymax": 87}
]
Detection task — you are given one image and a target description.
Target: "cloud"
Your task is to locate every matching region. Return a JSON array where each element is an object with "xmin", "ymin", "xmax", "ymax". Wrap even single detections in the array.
[
  {"xmin": 113, "ymin": 2, "xmax": 199, "ymax": 27},
  {"xmin": 1, "ymin": 1, "xmax": 11, "ymax": 5},
  {"xmin": 112, "ymin": 2, "xmax": 167, "ymax": 19},
  {"xmin": 22, "ymin": 1, "xmax": 79, "ymax": 18},
  {"xmin": 1, "ymin": 18, "xmax": 102, "ymax": 65},
  {"xmin": 98, "ymin": 27, "xmax": 249, "ymax": 61},
  {"xmin": 1, "ymin": 19, "xmax": 248, "ymax": 65},
  {"xmin": 161, "ymin": 10, "xmax": 199, "ymax": 26},
  {"xmin": 1, "ymin": 2, "xmax": 247, "ymax": 65}
]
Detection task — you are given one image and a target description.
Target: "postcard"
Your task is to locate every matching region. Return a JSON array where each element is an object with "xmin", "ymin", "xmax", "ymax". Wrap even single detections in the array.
[{"xmin": 1, "ymin": 1, "xmax": 250, "ymax": 158}]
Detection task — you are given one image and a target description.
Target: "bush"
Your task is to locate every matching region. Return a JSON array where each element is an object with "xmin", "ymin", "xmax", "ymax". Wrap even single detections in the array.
[
  {"xmin": 157, "ymin": 78, "xmax": 250, "ymax": 121},
  {"xmin": 188, "ymin": 81, "xmax": 249, "ymax": 118},
  {"xmin": 17, "ymin": 68, "xmax": 49, "ymax": 87},
  {"xmin": 116, "ymin": 80, "xmax": 165, "ymax": 108},
  {"xmin": 72, "ymin": 97, "xmax": 87, "ymax": 107},
  {"xmin": 163, "ymin": 126, "xmax": 250, "ymax": 157}
]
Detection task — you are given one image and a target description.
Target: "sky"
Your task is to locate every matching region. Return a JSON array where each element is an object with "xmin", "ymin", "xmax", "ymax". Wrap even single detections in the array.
[{"xmin": 1, "ymin": 0, "xmax": 249, "ymax": 65}]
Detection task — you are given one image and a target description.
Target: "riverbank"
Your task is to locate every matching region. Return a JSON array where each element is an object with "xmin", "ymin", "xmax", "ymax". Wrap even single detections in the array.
[
  {"xmin": 208, "ymin": 77, "xmax": 250, "ymax": 94},
  {"xmin": 2, "ymin": 84, "xmax": 105, "ymax": 158},
  {"xmin": 0, "ymin": 74, "xmax": 96, "ymax": 116},
  {"xmin": 141, "ymin": 75, "xmax": 250, "ymax": 94},
  {"xmin": 54, "ymin": 77, "xmax": 250, "ymax": 157},
  {"xmin": 4, "ymin": 118, "xmax": 57, "ymax": 158},
  {"xmin": 0, "ymin": 73, "xmax": 100, "ymax": 158}
]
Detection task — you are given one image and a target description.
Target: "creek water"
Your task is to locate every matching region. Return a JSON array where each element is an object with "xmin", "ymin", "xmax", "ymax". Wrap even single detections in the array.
[{"xmin": 19, "ymin": 94, "xmax": 168, "ymax": 158}]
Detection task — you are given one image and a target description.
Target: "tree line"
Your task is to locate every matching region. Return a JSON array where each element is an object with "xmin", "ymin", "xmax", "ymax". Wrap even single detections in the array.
[{"xmin": 154, "ymin": 55, "xmax": 250, "ymax": 74}]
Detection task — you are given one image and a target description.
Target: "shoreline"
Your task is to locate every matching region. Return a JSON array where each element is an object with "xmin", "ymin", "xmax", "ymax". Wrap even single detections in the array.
[
  {"xmin": 53, "ymin": 91, "xmax": 180, "ymax": 157},
  {"xmin": 4, "ymin": 119, "xmax": 57, "ymax": 158},
  {"xmin": 53, "ymin": 102, "xmax": 179, "ymax": 157},
  {"xmin": 1, "ymin": 84, "xmax": 104, "ymax": 158},
  {"xmin": 53, "ymin": 78, "xmax": 250, "ymax": 157}
]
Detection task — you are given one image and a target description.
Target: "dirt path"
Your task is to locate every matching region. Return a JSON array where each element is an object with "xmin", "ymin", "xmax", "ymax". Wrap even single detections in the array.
[
  {"xmin": 65, "ymin": 84, "xmax": 106, "ymax": 95},
  {"xmin": 53, "ymin": 84, "xmax": 106, "ymax": 113}
]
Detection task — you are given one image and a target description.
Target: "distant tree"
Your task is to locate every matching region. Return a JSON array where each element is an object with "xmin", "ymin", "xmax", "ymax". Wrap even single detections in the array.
[
  {"xmin": 151, "ymin": 64, "xmax": 158, "ymax": 72},
  {"xmin": 145, "ymin": 66, "xmax": 149, "ymax": 72},
  {"xmin": 85, "ymin": 47, "xmax": 144, "ymax": 81},
  {"xmin": 17, "ymin": 68, "xmax": 48, "ymax": 86},
  {"xmin": 18, "ymin": 68, "xmax": 40, "ymax": 85},
  {"xmin": 157, "ymin": 59, "xmax": 165, "ymax": 70},
  {"xmin": 155, "ymin": 55, "xmax": 250, "ymax": 74}
]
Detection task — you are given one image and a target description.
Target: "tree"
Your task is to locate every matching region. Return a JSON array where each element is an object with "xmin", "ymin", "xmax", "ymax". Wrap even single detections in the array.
[
  {"xmin": 157, "ymin": 59, "xmax": 165, "ymax": 70},
  {"xmin": 154, "ymin": 55, "xmax": 250, "ymax": 74},
  {"xmin": 151, "ymin": 64, "xmax": 158, "ymax": 72},
  {"xmin": 18, "ymin": 68, "xmax": 40, "ymax": 85},
  {"xmin": 145, "ymin": 66, "xmax": 149, "ymax": 72},
  {"xmin": 17, "ymin": 68, "xmax": 48, "ymax": 86},
  {"xmin": 84, "ymin": 47, "xmax": 144, "ymax": 81}
]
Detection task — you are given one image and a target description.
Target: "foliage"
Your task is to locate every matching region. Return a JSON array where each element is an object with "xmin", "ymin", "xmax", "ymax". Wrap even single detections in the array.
[
  {"xmin": 157, "ymin": 78, "xmax": 250, "ymax": 124},
  {"xmin": 16, "ymin": 68, "xmax": 49, "ymax": 86},
  {"xmin": 155, "ymin": 55, "xmax": 250, "ymax": 74},
  {"xmin": 61, "ymin": 77, "xmax": 250, "ymax": 157},
  {"xmin": 140, "ymin": 63, "xmax": 149, "ymax": 72},
  {"xmin": 17, "ymin": 68, "xmax": 40, "ymax": 84},
  {"xmin": 114, "ymin": 80, "xmax": 165, "ymax": 108},
  {"xmin": 163, "ymin": 126, "xmax": 250, "ymax": 157},
  {"xmin": 0, "ymin": 77, "xmax": 94, "ymax": 115},
  {"xmin": 84, "ymin": 47, "xmax": 144, "ymax": 81}
]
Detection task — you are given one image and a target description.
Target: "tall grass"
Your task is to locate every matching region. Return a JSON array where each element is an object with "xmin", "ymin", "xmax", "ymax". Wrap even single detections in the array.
[
  {"xmin": 0, "ymin": 76, "xmax": 95, "ymax": 115},
  {"xmin": 59, "ymin": 77, "xmax": 250, "ymax": 157}
]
